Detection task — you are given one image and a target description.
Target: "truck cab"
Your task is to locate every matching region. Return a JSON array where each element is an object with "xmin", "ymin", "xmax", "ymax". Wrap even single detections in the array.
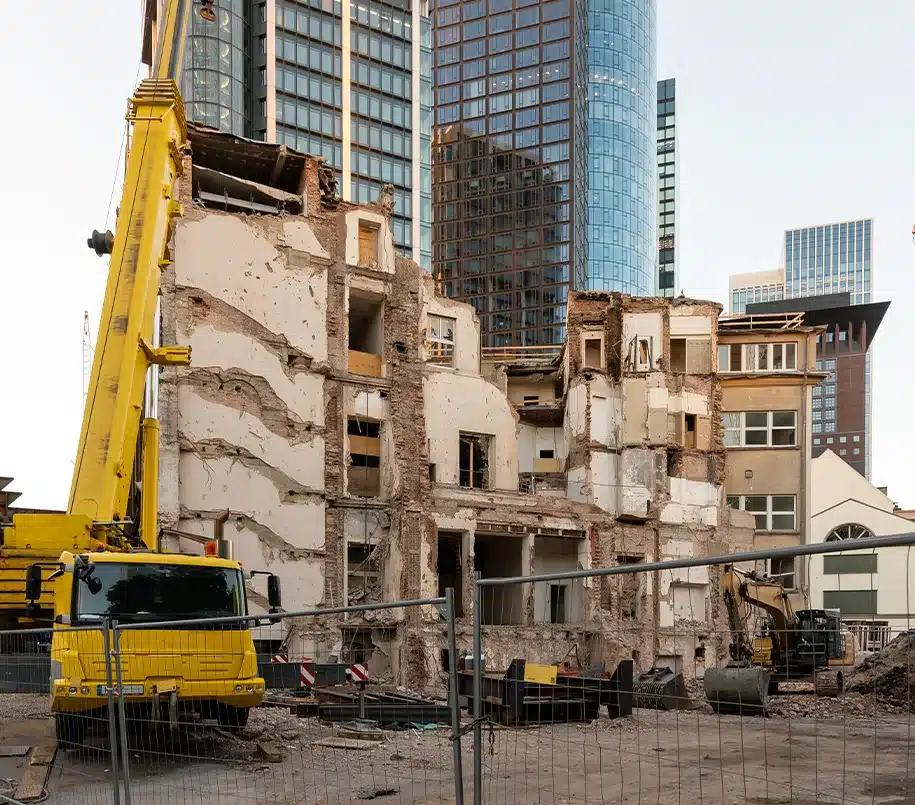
[{"xmin": 36, "ymin": 551, "xmax": 279, "ymax": 747}]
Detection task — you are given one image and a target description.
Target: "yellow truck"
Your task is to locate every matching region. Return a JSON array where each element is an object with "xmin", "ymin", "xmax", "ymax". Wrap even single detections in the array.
[{"xmin": 0, "ymin": 0, "xmax": 280, "ymax": 747}]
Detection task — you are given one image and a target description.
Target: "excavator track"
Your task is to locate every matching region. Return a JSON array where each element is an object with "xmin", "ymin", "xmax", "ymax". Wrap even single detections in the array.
[{"xmin": 814, "ymin": 669, "xmax": 844, "ymax": 697}]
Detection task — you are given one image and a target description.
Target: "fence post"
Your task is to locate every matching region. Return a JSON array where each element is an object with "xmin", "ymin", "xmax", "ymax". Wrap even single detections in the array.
[
  {"xmin": 102, "ymin": 621, "xmax": 122, "ymax": 805},
  {"xmin": 113, "ymin": 626, "xmax": 133, "ymax": 805},
  {"xmin": 473, "ymin": 572, "xmax": 483, "ymax": 805},
  {"xmin": 445, "ymin": 587, "xmax": 464, "ymax": 805}
]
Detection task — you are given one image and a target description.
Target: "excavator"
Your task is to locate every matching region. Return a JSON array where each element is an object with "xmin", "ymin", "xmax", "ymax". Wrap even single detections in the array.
[
  {"xmin": 0, "ymin": 0, "xmax": 281, "ymax": 747},
  {"xmin": 703, "ymin": 565, "xmax": 855, "ymax": 713}
]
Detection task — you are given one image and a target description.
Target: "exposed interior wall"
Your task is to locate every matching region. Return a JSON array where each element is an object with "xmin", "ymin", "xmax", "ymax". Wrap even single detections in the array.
[{"xmin": 159, "ymin": 138, "xmax": 758, "ymax": 688}]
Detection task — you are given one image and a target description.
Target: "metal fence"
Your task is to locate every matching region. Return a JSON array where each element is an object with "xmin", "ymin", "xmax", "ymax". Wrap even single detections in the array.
[
  {"xmin": 0, "ymin": 594, "xmax": 467, "ymax": 805},
  {"xmin": 3, "ymin": 535, "xmax": 915, "ymax": 804},
  {"xmin": 469, "ymin": 532, "xmax": 915, "ymax": 805}
]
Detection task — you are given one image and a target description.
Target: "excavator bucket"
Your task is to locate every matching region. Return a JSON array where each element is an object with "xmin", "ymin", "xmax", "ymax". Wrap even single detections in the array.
[
  {"xmin": 633, "ymin": 666, "xmax": 694, "ymax": 710},
  {"xmin": 703, "ymin": 666, "xmax": 770, "ymax": 714}
]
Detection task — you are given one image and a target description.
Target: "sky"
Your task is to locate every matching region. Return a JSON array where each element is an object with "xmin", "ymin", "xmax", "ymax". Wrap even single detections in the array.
[{"xmin": 0, "ymin": 0, "xmax": 912, "ymax": 509}]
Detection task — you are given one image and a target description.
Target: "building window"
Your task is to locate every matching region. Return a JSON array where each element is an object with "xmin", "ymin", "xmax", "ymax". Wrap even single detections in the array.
[
  {"xmin": 853, "ymin": 435, "xmax": 861, "ymax": 442},
  {"xmin": 347, "ymin": 418, "xmax": 381, "ymax": 497},
  {"xmin": 721, "ymin": 411, "xmax": 796, "ymax": 447},
  {"xmin": 459, "ymin": 433, "xmax": 490, "ymax": 489},
  {"xmin": 670, "ymin": 337, "xmax": 712, "ymax": 374},
  {"xmin": 426, "ymin": 313, "xmax": 455, "ymax": 365},
  {"xmin": 727, "ymin": 495, "xmax": 796, "ymax": 531},
  {"xmin": 768, "ymin": 557, "xmax": 796, "ymax": 590},
  {"xmin": 358, "ymin": 221, "xmax": 379, "ymax": 266},
  {"xmin": 719, "ymin": 342, "xmax": 797, "ymax": 373}
]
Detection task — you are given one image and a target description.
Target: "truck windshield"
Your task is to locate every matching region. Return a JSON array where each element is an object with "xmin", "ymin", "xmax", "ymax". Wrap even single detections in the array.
[{"xmin": 76, "ymin": 563, "xmax": 245, "ymax": 626}]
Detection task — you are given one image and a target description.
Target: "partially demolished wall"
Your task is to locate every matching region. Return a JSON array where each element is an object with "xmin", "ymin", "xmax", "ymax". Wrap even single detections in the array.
[{"xmin": 158, "ymin": 127, "xmax": 754, "ymax": 691}]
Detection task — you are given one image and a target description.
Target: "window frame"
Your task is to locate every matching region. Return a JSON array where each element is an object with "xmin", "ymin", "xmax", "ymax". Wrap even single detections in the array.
[
  {"xmin": 721, "ymin": 411, "xmax": 797, "ymax": 448},
  {"xmin": 718, "ymin": 342, "xmax": 799, "ymax": 373},
  {"xmin": 726, "ymin": 494, "xmax": 797, "ymax": 532}
]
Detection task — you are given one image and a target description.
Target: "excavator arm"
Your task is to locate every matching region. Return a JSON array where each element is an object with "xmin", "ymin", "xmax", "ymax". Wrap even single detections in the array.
[{"xmin": 722, "ymin": 565, "xmax": 797, "ymax": 657}]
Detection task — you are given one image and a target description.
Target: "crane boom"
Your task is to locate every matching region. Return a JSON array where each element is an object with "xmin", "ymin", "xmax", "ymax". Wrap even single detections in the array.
[{"xmin": 4, "ymin": 0, "xmax": 194, "ymax": 570}]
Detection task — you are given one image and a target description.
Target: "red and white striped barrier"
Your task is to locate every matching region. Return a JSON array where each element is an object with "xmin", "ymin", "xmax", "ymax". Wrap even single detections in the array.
[
  {"xmin": 300, "ymin": 663, "xmax": 316, "ymax": 687},
  {"xmin": 347, "ymin": 663, "xmax": 369, "ymax": 683},
  {"xmin": 271, "ymin": 654, "xmax": 288, "ymax": 664}
]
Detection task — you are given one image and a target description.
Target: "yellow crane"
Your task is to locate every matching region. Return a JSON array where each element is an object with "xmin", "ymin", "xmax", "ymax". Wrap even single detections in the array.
[{"xmin": 0, "ymin": 0, "xmax": 279, "ymax": 747}]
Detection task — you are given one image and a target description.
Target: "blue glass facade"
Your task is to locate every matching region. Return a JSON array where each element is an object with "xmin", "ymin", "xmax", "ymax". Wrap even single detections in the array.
[
  {"xmin": 182, "ymin": 0, "xmax": 251, "ymax": 135},
  {"xmin": 586, "ymin": 0, "xmax": 657, "ymax": 294},
  {"xmin": 784, "ymin": 220, "xmax": 872, "ymax": 305}
]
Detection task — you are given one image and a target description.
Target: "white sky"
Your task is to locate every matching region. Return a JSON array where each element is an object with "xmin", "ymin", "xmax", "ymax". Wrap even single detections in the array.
[{"xmin": 0, "ymin": 1, "xmax": 912, "ymax": 509}]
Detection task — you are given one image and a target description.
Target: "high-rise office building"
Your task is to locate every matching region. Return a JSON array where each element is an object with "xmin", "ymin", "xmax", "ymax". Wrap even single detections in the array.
[
  {"xmin": 729, "ymin": 268, "xmax": 785, "ymax": 315},
  {"xmin": 656, "ymin": 77, "xmax": 676, "ymax": 298},
  {"xmin": 729, "ymin": 218, "xmax": 877, "ymax": 478},
  {"xmin": 431, "ymin": 0, "xmax": 657, "ymax": 346},
  {"xmin": 586, "ymin": 0, "xmax": 657, "ymax": 295},
  {"xmin": 172, "ymin": 0, "xmax": 432, "ymax": 269}
]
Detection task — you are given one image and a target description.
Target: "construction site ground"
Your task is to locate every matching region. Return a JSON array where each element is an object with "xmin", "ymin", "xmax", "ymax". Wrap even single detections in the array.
[{"xmin": 1, "ymin": 693, "xmax": 913, "ymax": 804}]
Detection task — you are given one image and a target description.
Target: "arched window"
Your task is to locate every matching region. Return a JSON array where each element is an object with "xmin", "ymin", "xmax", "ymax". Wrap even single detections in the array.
[{"xmin": 825, "ymin": 523, "xmax": 873, "ymax": 542}]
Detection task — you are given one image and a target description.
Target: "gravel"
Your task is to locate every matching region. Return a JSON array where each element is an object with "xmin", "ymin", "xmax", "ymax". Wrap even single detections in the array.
[{"xmin": 0, "ymin": 694, "xmax": 50, "ymax": 721}]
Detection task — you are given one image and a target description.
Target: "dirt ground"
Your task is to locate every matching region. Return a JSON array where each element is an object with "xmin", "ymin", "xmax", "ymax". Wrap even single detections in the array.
[{"xmin": 1, "ymin": 695, "xmax": 913, "ymax": 805}]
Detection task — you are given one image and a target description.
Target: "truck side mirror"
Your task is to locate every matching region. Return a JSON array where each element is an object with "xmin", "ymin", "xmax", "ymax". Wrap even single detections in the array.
[
  {"xmin": 25, "ymin": 564, "xmax": 42, "ymax": 602},
  {"xmin": 267, "ymin": 574, "xmax": 282, "ymax": 612}
]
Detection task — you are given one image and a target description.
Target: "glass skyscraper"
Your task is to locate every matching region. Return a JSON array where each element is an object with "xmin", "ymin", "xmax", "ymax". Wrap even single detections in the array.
[
  {"xmin": 783, "ymin": 220, "xmax": 872, "ymax": 305},
  {"xmin": 175, "ymin": 0, "xmax": 432, "ymax": 270},
  {"xmin": 656, "ymin": 77, "xmax": 675, "ymax": 297},
  {"xmin": 431, "ymin": 0, "xmax": 657, "ymax": 346},
  {"xmin": 585, "ymin": 0, "xmax": 657, "ymax": 294},
  {"xmin": 783, "ymin": 219, "xmax": 874, "ymax": 478}
]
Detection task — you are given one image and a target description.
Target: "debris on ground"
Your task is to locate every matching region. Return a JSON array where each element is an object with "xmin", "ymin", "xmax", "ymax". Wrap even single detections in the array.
[
  {"xmin": 315, "ymin": 738, "xmax": 380, "ymax": 751},
  {"xmin": 256, "ymin": 741, "xmax": 284, "ymax": 763},
  {"xmin": 357, "ymin": 786, "xmax": 398, "ymax": 799},
  {"xmin": 848, "ymin": 630, "xmax": 915, "ymax": 709}
]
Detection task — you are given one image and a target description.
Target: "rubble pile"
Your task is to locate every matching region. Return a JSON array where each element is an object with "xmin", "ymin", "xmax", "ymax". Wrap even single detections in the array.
[{"xmin": 848, "ymin": 631, "xmax": 915, "ymax": 709}]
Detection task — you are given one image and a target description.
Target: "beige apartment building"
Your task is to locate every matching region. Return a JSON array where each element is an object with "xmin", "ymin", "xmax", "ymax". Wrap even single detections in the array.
[{"xmin": 717, "ymin": 313, "xmax": 826, "ymax": 602}]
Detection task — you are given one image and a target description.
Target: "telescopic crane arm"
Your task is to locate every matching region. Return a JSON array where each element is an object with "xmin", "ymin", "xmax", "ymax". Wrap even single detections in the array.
[{"xmin": 6, "ymin": 0, "xmax": 206, "ymax": 556}]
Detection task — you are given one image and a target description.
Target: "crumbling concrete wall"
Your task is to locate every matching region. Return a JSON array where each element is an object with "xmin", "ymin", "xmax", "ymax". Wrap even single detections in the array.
[
  {"xmin": 160, "ymin": 189, "xmax": 331, "ymax": 611},
  {"xmin": 158, "ymin": 132, "xmax": 757, "ymax": 691}
]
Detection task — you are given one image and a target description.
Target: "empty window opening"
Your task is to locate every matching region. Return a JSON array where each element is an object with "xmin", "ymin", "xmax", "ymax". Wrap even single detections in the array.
[
  {"xmin": 534, "ymin": 536, "xmax": 582, "ymax": 623},
  {"xmin": 459, "ymin": 433, "xmax": 490, "ymax": 489},
  {"xmin": 348, "ymin": 417, "xmax": 381, "ymax": 497},
  {"xmin": 437, "ymin": 531, "xmax": 464, "ymax": 617},
  {"xmin": 347, "ymin": 542, "xmax": 380, "ymax": 604},
  {"xmin": 638, "ymin": 338, "xmax": 650, "ymax": 367},
  {"xmin": 475, "ymin": 533, "xmax": 523, "ymax": 625},
  {"xmin": 348, "ymin": 292, "xmax": 384, "ymax": 355},
  {"xmin": 670, "ymin": 338, "xmax": 687, "ymax": 372},
  {"xmin": 523, "ymin": 395, "xmax": 540, "ymax": 406},
  {"xmin": 671, "ymin": 337, "xmax": 712, "ymax": 374},
  {"xmin": 549, "ymin": 585, "xmax": 567, "ymax": 624},
  {"xmin": 684, "ymin": 414, "xmax": 697, "ymax": 449},
  {"xmin": 583, "ymin": 337, "xmax": 602, "ymax": 369},
  {"xmin": 426, "ymin": 313, "xmax": 456, "ymax": 365},
  {"xmin": 348, "ymin": 291, "xmax": 384, "ymax": 377},
  {"xmin": 617, "ymin": 555, "xmax": 644, "ymax": 619},
  {"xmin": 539, "ymin": 449, "xmax": 555, "ymax": 459},
  {"xmin": 429, "ymin": 463, "xmax": 437, "ymax": 482},
  {"xmin": 358, "ymin": 221, "xmax": 379, "ymax": 266}
]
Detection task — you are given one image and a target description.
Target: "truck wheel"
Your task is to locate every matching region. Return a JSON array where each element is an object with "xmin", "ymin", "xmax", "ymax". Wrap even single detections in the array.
[
  {"xmin": 55, "ymin": 714, "xmax": 87, "ymax": 750},
  {"xmin": 216, "ymin": 705, "xmax": 249, "ymax": 728}
]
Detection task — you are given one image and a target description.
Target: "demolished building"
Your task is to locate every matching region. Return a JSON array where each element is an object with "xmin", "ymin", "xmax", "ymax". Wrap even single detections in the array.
[{"xmin": 157, "ymin": 125, "xmax": 754, "ymax": 690}]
